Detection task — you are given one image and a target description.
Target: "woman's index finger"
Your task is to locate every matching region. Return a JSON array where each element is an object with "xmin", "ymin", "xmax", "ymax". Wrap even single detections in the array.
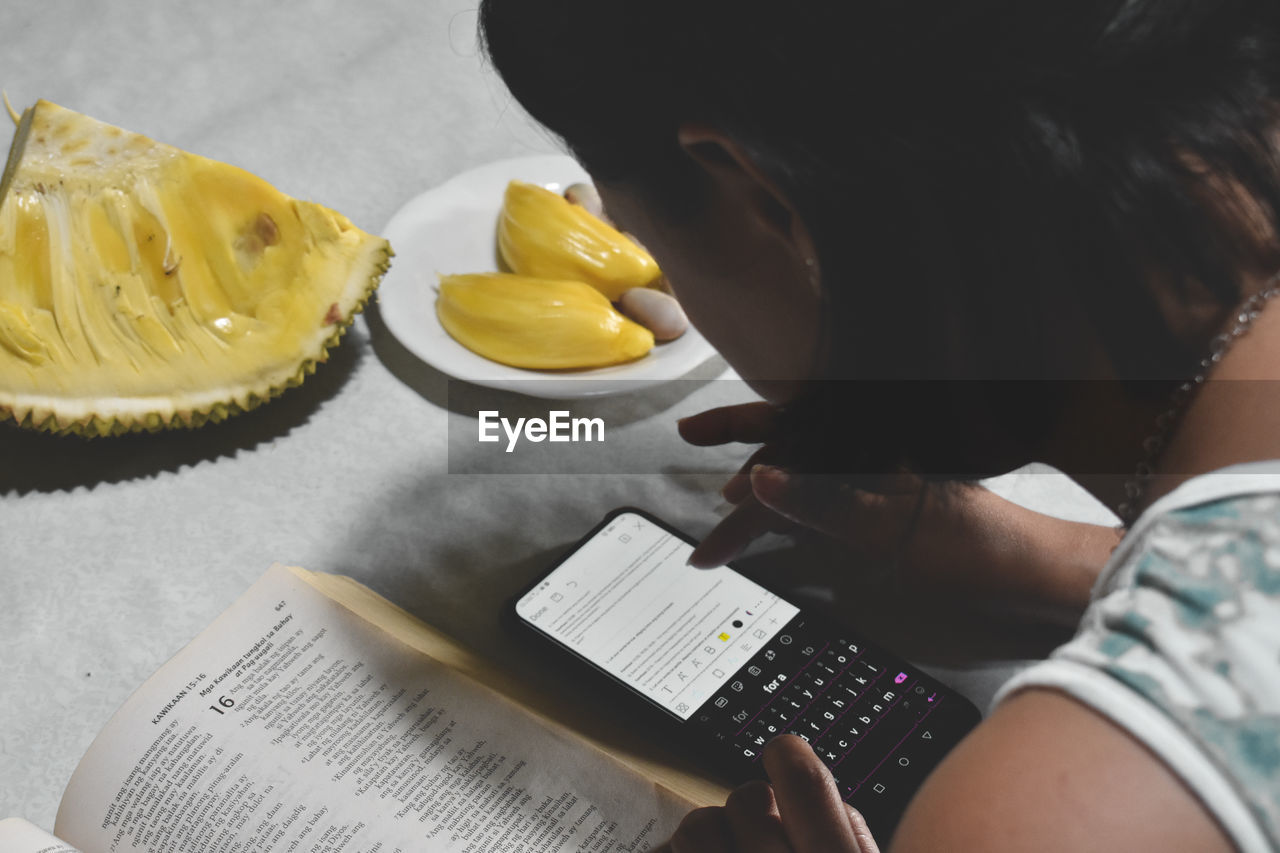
[{"xmin": 688, "ymin": 496, "xmax": 777, "ymax": 568}]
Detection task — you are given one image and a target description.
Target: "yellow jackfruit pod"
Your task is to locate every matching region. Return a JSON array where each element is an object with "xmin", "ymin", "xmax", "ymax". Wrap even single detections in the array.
[
  {"xmin": 0, "ymin": 99, "xmax": 389, "ymax": 436},
  {"xmin": 436, "ymin": 273, "xmax": 654, "ymax": 370},
  {"xmin": 497, "ymin": 180, "xmax": 662, "ymax": 301}
]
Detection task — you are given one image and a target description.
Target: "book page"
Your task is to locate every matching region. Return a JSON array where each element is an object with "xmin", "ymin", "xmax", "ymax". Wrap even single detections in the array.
[
  {"xmin": 0, "ymin": 817, "xmax": 82, "ymax": 853},
  {"xmin": 300, "ymin": 572, "xmax": 731, "ymax": 808},
  {"xmin": 54, "ymin": 565, "xmax": 690, "ymax": 852}
]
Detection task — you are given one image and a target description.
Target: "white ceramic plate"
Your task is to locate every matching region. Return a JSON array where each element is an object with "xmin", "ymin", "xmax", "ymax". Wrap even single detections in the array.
[{"xmin": 378, "ymin": 154, "xmax": 717, "ymax": 398}]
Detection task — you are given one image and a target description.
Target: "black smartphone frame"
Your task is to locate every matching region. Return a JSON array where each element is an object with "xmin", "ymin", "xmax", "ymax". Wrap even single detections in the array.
[{"xmin": 508, "ymin": 506, "xmax": 982, "ymax": 839}]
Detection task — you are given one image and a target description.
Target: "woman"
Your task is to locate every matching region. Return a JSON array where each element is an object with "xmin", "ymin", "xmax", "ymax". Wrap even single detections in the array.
[{"xmin": 479, "ymin": 2, "xmax": 1280, "ymax": 850}]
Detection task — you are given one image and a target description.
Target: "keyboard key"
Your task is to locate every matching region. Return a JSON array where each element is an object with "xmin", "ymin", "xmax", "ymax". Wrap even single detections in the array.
[
  {"xmin": 815, "ymin": 731, "xmax": 855, "ymax": 761},
  {"xmin": 843, "ymin": 669, "xmax": 874, "ymax": 690},
  {"xmin": 842, "ymin": 717, "xmax": 866, "ymax": 740},
  {"xmin": 832, "ymin": 680, "xmax": 864, "ymax": 703},
  {"xmin": 794, "ymin": 684, "xmax": 819, "ymax": 704},
  {"xmin": 824, "ymin": 648, "xmax": 855, "ymax": 670},
  {"xmin": 816, "ymin": 743, "xmax": 842, "ymax": 765},
  {"xmin": 825, "ymin": 693, "xmax": 852, "ymax": 714}
]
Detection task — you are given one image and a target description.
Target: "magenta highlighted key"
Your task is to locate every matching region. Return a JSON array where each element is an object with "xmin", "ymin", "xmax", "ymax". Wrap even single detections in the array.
[{"xmin": 895, "ymin": 672, "xmax": 908, "ymax": 684}]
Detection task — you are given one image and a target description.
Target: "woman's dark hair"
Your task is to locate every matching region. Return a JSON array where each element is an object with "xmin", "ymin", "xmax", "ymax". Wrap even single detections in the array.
[{"xmin": 480, "ymin": 1, "xmax": 1280, "ymax": 476}]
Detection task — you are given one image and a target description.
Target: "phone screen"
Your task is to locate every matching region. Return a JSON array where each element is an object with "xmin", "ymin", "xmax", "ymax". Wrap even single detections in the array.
[{"xmin": 515, "ymin": 511, "xmax": 799, "ymax": 720}]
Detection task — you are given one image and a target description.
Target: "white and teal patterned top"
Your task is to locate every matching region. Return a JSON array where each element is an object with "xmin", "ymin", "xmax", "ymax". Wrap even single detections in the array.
[{"xmin": 994, "ymin": 461, "xmax": 1280, "ymax": 853}]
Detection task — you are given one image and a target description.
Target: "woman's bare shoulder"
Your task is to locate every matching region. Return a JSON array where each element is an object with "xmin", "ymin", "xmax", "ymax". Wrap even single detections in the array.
[{"xmin": 888, "ymin": 688, "xmax": 1235, "ymax": 852}]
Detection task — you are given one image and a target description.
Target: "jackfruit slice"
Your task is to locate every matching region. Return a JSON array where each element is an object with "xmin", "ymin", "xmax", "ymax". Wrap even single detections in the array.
[
  {"xmin": 497, "ymin": 180, "xmax": 661, "ymax": 301},
  {"xmin": 436, "ymin": 273, "xmax": 654, "ymax": 369},
  {"xmin": 0, "ymin": 99, "xmax": 391, "ymax": 436}
]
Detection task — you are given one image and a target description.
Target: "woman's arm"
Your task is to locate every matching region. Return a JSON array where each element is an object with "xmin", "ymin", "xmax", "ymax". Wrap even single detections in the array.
[
  {"xmin": 878, "ymin": 482, "xmax": 1119, "ymax": 626},
  {"xmin": 680, "ymin": 404, "xmax": 1121, "ymax": 626},
  {"xmin": 890, "ymin": 688, "xmax": 1235, "ymax": 852}
]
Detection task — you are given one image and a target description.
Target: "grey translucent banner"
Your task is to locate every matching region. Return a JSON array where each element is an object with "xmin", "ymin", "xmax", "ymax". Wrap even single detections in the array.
[{"xmin": 445, "ymin": 377, "xmax": 1280, "ymax": 478}]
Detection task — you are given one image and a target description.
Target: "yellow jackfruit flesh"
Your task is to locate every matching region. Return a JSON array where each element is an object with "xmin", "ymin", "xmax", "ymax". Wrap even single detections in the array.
[
  {"xmin": 0, "ymin": 99, "xmax": 391, "ymax": 436},
  {"xmin": 497, "ymin": 180, "xmax": 661, "ymax": 301},
  {"xmin": 436, "ymin": 273, "xmax": 654, "ymax": 370}
]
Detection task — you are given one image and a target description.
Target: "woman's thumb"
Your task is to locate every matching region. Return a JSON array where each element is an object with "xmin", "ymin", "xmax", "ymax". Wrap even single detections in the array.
[
  {"xmin": 749, "ymin": 465, "xmax": 908, "ymax": 553},
  {"xmin": 749, "ymin": 465, "xmax": 839, "ymax": 533}
]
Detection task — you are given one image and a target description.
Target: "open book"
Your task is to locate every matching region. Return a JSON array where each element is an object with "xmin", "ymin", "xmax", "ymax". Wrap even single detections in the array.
[{"xmin": 2, "ymin": 564, "xmax": 729, "ymax": 852}]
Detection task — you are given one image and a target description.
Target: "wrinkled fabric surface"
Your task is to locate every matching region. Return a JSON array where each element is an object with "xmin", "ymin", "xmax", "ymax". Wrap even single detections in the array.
[{"xmin": 0, "ymin": 0, "xmax": 1119, "ymax": 831}]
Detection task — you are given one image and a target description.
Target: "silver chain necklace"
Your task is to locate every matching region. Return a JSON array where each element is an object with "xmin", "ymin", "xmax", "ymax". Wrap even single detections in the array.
[{"xmin": 1116, "ymin": 272, "xmax": 1280, "ymax": 527}]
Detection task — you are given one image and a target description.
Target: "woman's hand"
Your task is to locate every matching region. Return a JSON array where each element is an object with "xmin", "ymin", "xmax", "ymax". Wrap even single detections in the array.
[
  {"xmin": 678, "ymin": 402, "xmax": 1121, "ymax": 624},
  {"xmin": 677, "ymin": 401, "xmax": 924, "ymax": 571},
  {"xmin": 651, "ymin": 736, "xmax": 881, "ymax": 853}
]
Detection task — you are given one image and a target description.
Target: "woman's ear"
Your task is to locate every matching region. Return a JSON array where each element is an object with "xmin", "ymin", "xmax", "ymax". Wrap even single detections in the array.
[{"xmin": 676, "ymin": 123, "xmax": 820, "ymax": 279}]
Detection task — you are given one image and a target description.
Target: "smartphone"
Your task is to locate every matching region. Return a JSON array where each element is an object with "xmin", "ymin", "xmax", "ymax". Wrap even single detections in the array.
[{"xmin": 511, "ymin": 507, "xmax": 982, "ymax": 838}]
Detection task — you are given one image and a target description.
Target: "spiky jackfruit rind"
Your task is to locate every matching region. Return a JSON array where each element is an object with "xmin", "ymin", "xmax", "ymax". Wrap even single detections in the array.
[{"xmin": 0, "ymin": 246, "xmax": 390, "ymax": 437}]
